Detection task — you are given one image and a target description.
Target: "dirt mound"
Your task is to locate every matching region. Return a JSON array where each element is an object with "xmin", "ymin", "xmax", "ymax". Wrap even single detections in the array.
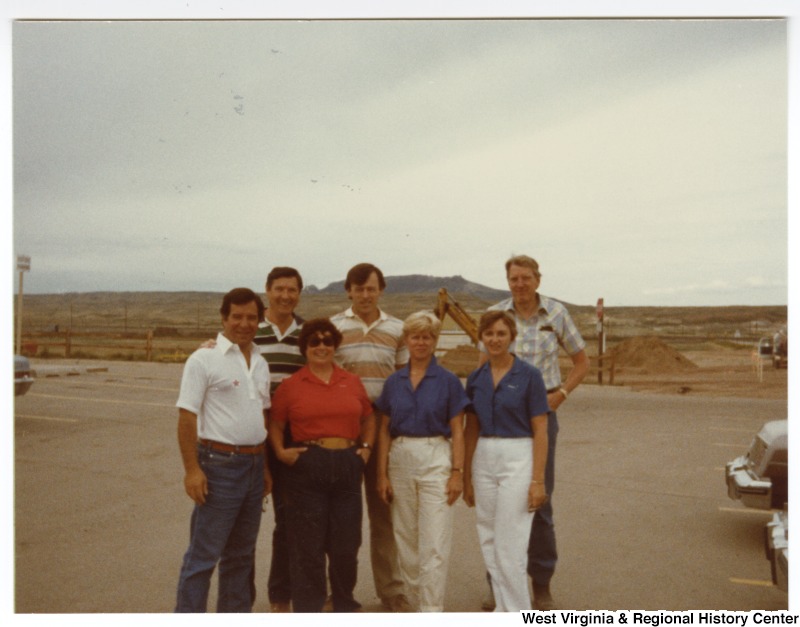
[
  {"xmin": 607, "ymin": 336, "xmax": 698, "ymax": 374},
  {"xmin": 438, "ymin": 344, "xmax": 480, "ymax": 377}
]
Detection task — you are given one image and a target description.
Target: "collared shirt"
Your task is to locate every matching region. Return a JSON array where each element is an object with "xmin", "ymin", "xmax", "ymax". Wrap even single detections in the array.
[
  {"xmin": 176, "ymin": 332, "xmax": 270, "ymax": 445},
  {"xmin": 270, "ymin": 364, "xmax": 373, "ymax": 443},
  {"xmin": 331, "ymin": 307, "xmax": 409, "ymax": 402},
  {"xmin": 254, "ymin": 313, "xmax": 305, "ymax": 394},
  {"xmin": 375, "ymin": 356, "xmax": 470, "ymax": 438},
  {"xmin": 486, "ymin": 295, "xmax": 586, "ymax": 390},
  {"xmin": 466, "ymin": 356, "xmax": 549, "ymax": 437}
]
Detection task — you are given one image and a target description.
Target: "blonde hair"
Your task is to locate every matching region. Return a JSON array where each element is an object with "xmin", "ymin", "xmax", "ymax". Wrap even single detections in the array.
[{"xmin": 403, "ymin": 310, "xmax": 442, "ymax": 339}]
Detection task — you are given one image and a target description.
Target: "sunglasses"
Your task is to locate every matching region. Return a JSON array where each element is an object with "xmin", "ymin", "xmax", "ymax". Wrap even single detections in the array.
[{"xmin": 308, "ymin": 336, "xmax": 335, "ymax": 348}]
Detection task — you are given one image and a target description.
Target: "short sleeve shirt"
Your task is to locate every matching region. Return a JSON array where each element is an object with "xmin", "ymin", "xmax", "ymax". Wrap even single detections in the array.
[
  {"xmin": 253, "ymin": 313, "xmax": 305, "ymax": 394},
  {"xmin": 176, "ymin": 333, "xmax": 270, "ymax": 445},
  {"xmin": 466, "ymin": 356, "xmax": 549, "ymax": 437},
  {"xmin": 375, "ymin": 356, "xmax": 470, "ymax": 438},
  {"xmin": 270, "ymin": 364, "xmax": 373, "ymax": 443},
  {"xmin": 331, "ymin": 307, "xmax": 409, "ymax": 401},
  {"xmin": 486, "ymin": 295, "xmax": 586, "ymax": 390}
]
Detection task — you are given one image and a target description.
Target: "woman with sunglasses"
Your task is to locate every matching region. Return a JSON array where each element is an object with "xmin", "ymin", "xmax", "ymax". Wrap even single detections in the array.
[{"xmin": 269, "ymin": 318, "xmax": 376, "ymax": 612}]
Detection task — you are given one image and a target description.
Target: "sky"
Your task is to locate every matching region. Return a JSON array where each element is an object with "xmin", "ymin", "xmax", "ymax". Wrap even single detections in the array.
[{"xmin": 6, "ymin": 3, "xmax": 795, "ymax": 307}]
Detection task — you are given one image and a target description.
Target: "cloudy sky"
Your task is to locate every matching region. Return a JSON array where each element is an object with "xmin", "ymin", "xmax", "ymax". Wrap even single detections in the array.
[{"xmin": 8, "ymin": 3, "xmax": 792, "ymax": 307}]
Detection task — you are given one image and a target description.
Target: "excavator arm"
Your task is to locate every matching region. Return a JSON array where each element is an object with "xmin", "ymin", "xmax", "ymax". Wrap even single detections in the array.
[{"xmin": 434, "ymin": 288, "xmax": 479, "ymax": 345}]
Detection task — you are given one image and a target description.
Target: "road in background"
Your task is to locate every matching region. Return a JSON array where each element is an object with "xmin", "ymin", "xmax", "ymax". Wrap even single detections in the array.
[{"xmin": 13, "ymin": 360, "xmax": 788, "ymax": 613}]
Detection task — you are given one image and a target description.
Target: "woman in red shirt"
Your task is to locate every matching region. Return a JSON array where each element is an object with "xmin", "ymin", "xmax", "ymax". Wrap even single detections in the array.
[{"xmin": 269, "ymin": 318, "xmax": 376, "ymax": 613}]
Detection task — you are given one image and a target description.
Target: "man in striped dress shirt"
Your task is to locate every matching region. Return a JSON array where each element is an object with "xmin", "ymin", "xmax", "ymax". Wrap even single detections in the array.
[{"xmin": 255, "ymin": 267, "xmax": 305, "ymax": 613}]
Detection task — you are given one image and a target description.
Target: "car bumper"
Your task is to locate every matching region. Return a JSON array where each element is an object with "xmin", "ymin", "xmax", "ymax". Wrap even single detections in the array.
[
  {"xmin": 765, "ymin": 512, "xmax": 788, "ymax": 592},
  {"xmin": 726, "ymin": 455, "xmax": 773, "ymax": 509},
  {"xmin": 15, "ymin": 376, "xmax": 34, "ymax": 396}
]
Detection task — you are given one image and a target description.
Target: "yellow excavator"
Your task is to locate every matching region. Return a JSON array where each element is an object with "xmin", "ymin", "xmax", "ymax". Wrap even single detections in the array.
[{"xmin": 433, "ymin": 288, "xmax": 479, "ymax": 345}]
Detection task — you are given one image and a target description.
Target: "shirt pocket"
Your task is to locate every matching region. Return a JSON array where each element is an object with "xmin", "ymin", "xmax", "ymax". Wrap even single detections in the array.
[
  {"xmin": 209, "ymin": 378, "xmax": 241, "ymax": 394},
  {"xmin": 496, "ymin": 382, "xmax": 526, "ymax": 413},
  {"xmin": 537, "ymin": 326, "xmax": 560, "ymax": 361}
]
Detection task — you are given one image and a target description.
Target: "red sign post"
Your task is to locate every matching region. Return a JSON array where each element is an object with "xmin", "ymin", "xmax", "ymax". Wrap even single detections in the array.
[{"xmin": 596, "ymin": 298, "xmax": 605, "ymax": 384}]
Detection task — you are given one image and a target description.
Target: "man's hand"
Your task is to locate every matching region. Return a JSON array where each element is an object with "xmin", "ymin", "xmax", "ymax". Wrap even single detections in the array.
[
  {"xmin": 547, "ymin": 390, "xmax": 565, "ymax": 411},
  {"xmin": 184, "ymin": 467, "xmax": 208, "ymax": 505}
]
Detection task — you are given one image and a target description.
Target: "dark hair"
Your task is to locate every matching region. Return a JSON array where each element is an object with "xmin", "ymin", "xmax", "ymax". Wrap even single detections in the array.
[
  {"xmin": 297, "ymin": 318, "xmax": 343, "ymax": 357},
  {"xmin": 344, "ymin": 262, "xmax": 386, "ymax": 291},
  {"xmin": 478, "ymin": 310, "xmax": 517, "ymax": 342},
  {"xmin": 266, "ymin": 266, "xmax": 303, "ymax": 291},
  {"xmin": 220, "ymin": 288, "xmax": 266, "ymax": 320}
]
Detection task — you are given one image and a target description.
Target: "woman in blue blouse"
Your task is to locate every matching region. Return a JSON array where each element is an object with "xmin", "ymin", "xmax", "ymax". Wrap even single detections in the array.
[
  {"xmin": 375, "ymin": 311, "xmax": 469, "ymax": 612},
  {"xmin": 463, "ymin": 310, "xmax": 549, "ymax": 612}
]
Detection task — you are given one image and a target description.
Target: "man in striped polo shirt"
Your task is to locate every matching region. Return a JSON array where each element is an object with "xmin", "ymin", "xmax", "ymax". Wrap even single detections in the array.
[
  {"xmin": 331, "ymin": 263, "xmax": 412, "ymax": 612},
  {"xmin": 256, "ymin": 267, "xmax": 305, "ymax": 613}
]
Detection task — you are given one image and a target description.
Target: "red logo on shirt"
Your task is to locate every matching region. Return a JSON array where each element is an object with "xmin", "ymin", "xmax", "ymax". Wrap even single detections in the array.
[{"xmin": 233, "ymin": 380, "xmax": 240, "ymax": 387}]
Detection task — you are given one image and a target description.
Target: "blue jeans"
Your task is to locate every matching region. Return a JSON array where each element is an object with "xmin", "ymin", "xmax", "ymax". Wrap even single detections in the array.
[
  {"xmin": 283, "ymin": 445, "xmax": 364, "ymax": 612},
  {"xmin": 175, "ymin": 446, "xmax": 264, "ymax": 613},
  {"xmin": 527, "ymin": 410, "xmax": 559, "ymax": 585}
]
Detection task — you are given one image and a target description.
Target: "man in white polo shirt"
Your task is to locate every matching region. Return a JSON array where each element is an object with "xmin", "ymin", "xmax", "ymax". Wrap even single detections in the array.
[{"xmin": 175, "ymin": 287, "xmax": 272, "ymax": 613}]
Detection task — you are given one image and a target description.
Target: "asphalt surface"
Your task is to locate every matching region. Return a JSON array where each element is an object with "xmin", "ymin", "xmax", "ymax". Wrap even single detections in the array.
[{"xmin": 13, "ymin": 360, "xmax": 790, "ymax": 613}]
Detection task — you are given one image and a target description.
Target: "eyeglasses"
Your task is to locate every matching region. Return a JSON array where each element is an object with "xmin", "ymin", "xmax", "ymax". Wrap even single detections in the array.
[{"xmin": 308, "ymin": 336, "xmax": 335, "ymax": 348}]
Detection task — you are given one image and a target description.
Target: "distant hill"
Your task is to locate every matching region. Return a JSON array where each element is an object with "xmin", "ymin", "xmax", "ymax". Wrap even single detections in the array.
[{"xmin": 307, "ymin": 274, "xmax": 509, "ymax": 301}]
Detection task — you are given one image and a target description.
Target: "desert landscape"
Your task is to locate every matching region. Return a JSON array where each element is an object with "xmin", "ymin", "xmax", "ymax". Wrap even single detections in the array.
[{"xmin": 15, "ymin": 290, "xmax": 788, "ymax": 401}]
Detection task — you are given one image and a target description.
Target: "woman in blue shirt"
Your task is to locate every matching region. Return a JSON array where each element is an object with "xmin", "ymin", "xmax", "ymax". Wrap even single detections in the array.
[
  {"xmin": 375, "ymin": 311, "xmax": 469, "ymax": 612},
  {"xmin": 463, "ymin": 310, "xmax": 549, "ymax": 612}
]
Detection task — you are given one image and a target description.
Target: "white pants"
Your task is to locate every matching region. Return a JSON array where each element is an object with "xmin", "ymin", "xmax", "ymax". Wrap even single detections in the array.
[
  {"xmin": 472, "ymin": 437, "xmax": 534, "ymax": 612},
  {"xmin": 389, "ymin": 436, "xmax": 454, "ymax": 612}
]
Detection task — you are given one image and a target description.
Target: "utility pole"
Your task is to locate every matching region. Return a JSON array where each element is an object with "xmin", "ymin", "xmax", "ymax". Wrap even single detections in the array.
[{"xmin": 16, "ymin": 255, "xmax": 31, "ymax": 354}]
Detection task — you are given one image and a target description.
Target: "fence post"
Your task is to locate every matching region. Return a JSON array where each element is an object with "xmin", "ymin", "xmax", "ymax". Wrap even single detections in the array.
[
  {"xmin": 608, "ymin": 353, "xmax": 615, "ymax": 386},
  {"xmin": 146, "ymin": 330, "xmax": 153, "ymax": 362},
  {"xmin": 65, "ymin": 329, "xmax": 72, "ymax": 358}
]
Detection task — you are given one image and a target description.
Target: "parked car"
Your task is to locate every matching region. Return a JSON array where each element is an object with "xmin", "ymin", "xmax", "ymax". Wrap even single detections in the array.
[
  {"xmin": 757, "ymin": 337, "xmax": 773, "ymax": 359},
  {"xmin": 725, "ymin": 419, "xmax": 787, "ymax": 510},
  {"xmin": 14, "ymin": 355, "xmax": 35, "ymax": 396},
  {"xmin": 772, "ymin": 327, "xmax": 788, "ymax": 369},
  {"xmin": 764, "ymin": 509, "xmax": 788, "ymax": 592}
]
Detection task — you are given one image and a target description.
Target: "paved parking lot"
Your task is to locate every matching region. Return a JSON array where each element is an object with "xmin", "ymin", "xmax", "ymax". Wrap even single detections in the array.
[{"xmin": 13, "ymin": 359, "xmax": 789, "ymax": 613}]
